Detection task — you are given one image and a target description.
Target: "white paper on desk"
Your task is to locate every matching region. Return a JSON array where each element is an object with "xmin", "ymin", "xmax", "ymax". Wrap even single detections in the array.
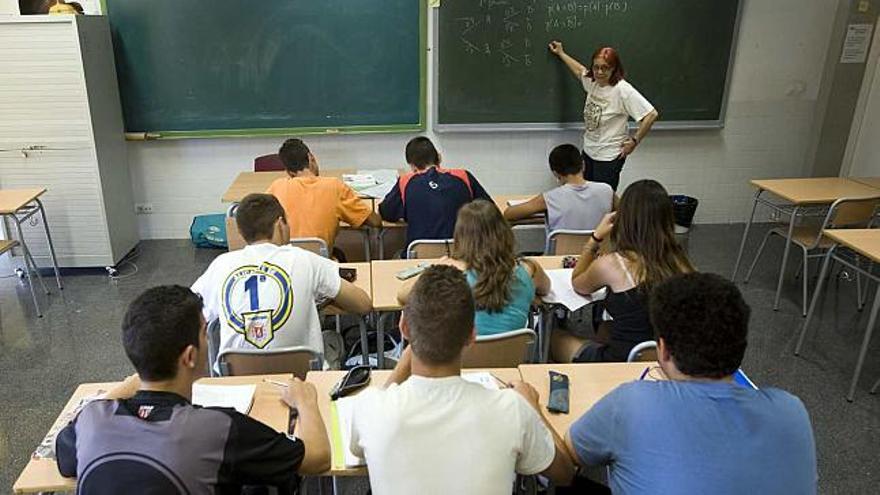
[
  {"xmin": 358, "ymin": 180, "xmax": 396, "ymax": 199},
  {"xmin": 358, "ymin": 168, "xmax": 399, "ymax": 185},
  {"xmin": 334, "ymin": 397, "xmax": 367, "ymax": 468},
  {"xmin": 461, "ymin": 372, "xmax": 501, "ymax": 390},
  {"xmin": 192, "ymin": 384, "xmax": 255, "ymax": 414},
  {"xmin": 542, "ymin": 269, "xmax": 606, "ymax": 311},
  {"xmin": 342, "ymin": 174, "xmax": 378, "ymax": 191},
  {"xmin": 507, "ymin": 198, "xmax": 529, "ymax": 207}
]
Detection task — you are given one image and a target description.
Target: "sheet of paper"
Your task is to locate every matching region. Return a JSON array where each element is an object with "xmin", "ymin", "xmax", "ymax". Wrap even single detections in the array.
[
  {"xmin": 358, "ymin": 180, "xmax": 396, "ymax": 199},
  {"xmin": 358, "ymin": 169, "xmax": 398, "ymax": 184},
  {"xmin": 542, "ymin": 268, "xmax": 606, "ymax": 311},
  {"xmin": 840, "ymin": 23, "xmax": 874, "ymax": 64},
  {"xmin": 461, "ymin": 372, "xmax": 501, "ymax": 390},
  {"xmin": 192, "ymin": 383, "xmax": 255, "ymax": 414},
  {"xmin": 507, "ymin": 199, "xmax": 529, "ymax": 207}
]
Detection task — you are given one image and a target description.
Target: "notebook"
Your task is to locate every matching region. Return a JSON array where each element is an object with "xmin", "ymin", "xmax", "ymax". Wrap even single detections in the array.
[
  {"xmin": 542, "ymin": 268, "xmax": 607, "ymax": 311},
  {"xmin": 191, "ymin": 383, "xmax": 256, "ymax": 414}
]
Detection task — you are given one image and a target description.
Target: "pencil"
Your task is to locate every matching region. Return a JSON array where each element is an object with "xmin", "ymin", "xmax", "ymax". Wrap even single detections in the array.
[
  {"xmin": 263, "ymin": 378, "xmax": 289, "ymax": 388},
  {"xmin": 638, "ymin": 367, "xmax": 650, "ymax": 381}
]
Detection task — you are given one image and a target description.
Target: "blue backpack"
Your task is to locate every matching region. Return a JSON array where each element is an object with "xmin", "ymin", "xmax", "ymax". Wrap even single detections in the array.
[{"xmin": 189, "ymin": 214, "xmax": 228, "ymax": 249}]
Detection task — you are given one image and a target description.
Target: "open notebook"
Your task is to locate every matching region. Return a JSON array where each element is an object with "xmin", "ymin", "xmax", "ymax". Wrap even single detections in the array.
[
  {"xmin": 330, "ymin": 372, "xmax": 502, "ymax": 469},
  {"xmin": 191, "ymin": 383, "xmax": 256, "ymax": 414}
]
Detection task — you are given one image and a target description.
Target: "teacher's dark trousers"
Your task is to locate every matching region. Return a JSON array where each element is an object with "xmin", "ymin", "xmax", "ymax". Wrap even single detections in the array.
[{"xmin": 582, "ymin": 152, "xmax": 626, "ymax": 192}]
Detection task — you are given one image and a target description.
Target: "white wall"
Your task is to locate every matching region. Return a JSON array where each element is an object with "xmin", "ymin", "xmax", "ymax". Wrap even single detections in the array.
[
  {"xmin": 845, "ymin": 18, "xmax": 880, "ymax": 177},
  {"xmin": 127, "ymin": 0, "xmax": 839, "ymax": 239}
]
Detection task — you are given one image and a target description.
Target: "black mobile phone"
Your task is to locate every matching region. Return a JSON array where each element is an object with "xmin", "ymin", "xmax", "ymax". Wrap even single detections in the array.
[
  {"xmin": 547, "ymin": 371, "xmax": 570, "ymax": 414},
  {"xmin": 339, "ymin": 267, "xmax": 358, "ymax": 283},
  {"xmin": 330, "ymin": 365, "xmax": 371, "ymax": 401}
]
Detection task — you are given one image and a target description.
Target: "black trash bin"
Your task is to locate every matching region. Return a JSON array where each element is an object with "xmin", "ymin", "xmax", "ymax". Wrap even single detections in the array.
[{"xmin": 670, "ymin": 195, "xmax": 699, "ymax": 233}]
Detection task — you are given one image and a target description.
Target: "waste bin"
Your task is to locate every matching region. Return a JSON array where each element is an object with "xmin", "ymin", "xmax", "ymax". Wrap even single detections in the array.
[{"xmin": 670, "ymin": 195, "xmax": 699, "ymax": 234}]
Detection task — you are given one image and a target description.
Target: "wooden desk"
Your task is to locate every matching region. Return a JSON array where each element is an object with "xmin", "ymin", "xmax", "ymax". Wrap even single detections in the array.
[
  {"xmin": 306, "ymin": 368, "xmax": 523, "ymax": 476},
  {"xmin": 732, "ymin": 178, "xmax": 880, "ymax": 315},
  {"xmin": 798, "ymin": 229, "xmax": 880, "ymax": 401},
  {"xmin": 13, "ymin": 375, "xmax": 291, "ymax": 494},
  {"xmin": 0, "ymin": 187, "xmax": 62, "ymax": 317},
  {"xmin": 518, "ymin": 362, "xmax": 651, "ymax": 437},
  {"xmin": 222, "ymin": 171, "xmax": 287, "ymax": 203},
  {"xmin": 850, "ymin": 177, "xmax": 880, "ymax": 190}
]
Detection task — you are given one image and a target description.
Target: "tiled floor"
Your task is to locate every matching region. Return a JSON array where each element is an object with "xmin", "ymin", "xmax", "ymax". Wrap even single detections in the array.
[{"xmin": 0, "ymin": 225, "xmax": 878, "ymax": 493}]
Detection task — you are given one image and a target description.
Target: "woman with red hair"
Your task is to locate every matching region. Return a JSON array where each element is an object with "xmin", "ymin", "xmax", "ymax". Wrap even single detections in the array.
[{"xmin": 549, "ymin": 42, "xmax": 658, "ymax": 191}]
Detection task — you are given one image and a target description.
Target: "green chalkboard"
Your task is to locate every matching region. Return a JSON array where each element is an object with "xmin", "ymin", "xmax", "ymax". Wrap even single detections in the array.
[
  {"xmin": 437, "ymin": 0, "xmax": 740, "ymax": 128},
  {"xmin": 102, "ymin": 0, "xmax": 425, "ymax": 138}
]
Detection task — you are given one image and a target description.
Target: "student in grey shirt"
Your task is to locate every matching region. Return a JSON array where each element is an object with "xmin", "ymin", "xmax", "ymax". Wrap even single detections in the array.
[
  {"xmin": 504, "ymin": 144, "xmax": 614, "ymax": 236},
  {"xmin": 565, "ymin": 273, "xmax": 817, "ymax": 495}
]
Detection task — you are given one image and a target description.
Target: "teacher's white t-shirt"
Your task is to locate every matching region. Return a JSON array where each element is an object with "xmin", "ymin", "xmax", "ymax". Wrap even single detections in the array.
[{"xmin": 581, "ymin": 70, "xmax": 654, "ymax": 161}]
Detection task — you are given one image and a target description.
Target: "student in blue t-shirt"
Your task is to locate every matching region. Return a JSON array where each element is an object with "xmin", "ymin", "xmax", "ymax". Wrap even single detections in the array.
[
  {"xmin": 565, "ymin": 272, "xmax": 817, "ymax": 495},
  {"xmin": 380, "ymin": 137, "xmax": 492, "ymax": 249}
]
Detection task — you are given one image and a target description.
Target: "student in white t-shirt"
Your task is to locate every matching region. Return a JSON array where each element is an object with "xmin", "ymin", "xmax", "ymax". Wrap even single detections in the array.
[
  {"xmin": 504, "ymin": 143, "xmax": 614, "ymax": 236},
  {"xmin": 548, "ymin": 42, "xmax": 659, "ymax": 191},
  {"xmin": 191, "ymin": 193, "xmax": 372, "ymax": 370},
  {"xmin": 346, "ymin": 265, "xmax": 574, "ymax": 495}
]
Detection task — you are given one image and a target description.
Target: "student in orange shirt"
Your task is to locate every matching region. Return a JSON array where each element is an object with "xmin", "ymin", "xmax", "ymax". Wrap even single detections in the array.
[{"xmin": 267, "ymin": 138, "xmax": 382, "ymax": 259}]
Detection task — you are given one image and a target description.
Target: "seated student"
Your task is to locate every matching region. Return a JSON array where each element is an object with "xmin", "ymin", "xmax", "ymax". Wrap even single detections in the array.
[
  {"xmin": 398, "ymin": 200, "xmax": 549, "ymax": 335},
  {"xmin": 192, "ymin": 193, "xmax": 371, "ymax": 369},
  {"xmin": 565, "ymin": 273, "xmax": 818, "ymax": 494},
  {"xmin": 504, "ymin": 143, "xmax": 614, "ymax": 234},
  {"xmin": 347, "ymin": 265, "xmax": 574, "ymax": 494},
  {"xmin": 552, "ymin": 179, "xmax": 693, "ymax": 363},
  {"xmin": 379, "ymin": 136, "xmax": 492, "ymax": 249},
  {"xmin": 56, "ymin": 285, "xmax": 330, "ymax": 493},
  {"xmin": 266, "ymin": 138, "xmax": 381, "ymax": 255}
]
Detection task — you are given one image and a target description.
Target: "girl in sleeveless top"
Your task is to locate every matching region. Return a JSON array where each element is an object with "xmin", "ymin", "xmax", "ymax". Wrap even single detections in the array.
[
  {"xmin": 552, "ymin": 180, "xmax": 694, "ymax": 362},
  {"xmin": 398, "ymin": 200, "xmax": 550, "ymax": 335}
]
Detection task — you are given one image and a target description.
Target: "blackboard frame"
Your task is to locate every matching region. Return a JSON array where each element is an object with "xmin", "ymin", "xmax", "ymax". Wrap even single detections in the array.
[
  {"xmin": 101, "ymin": 0, "xmax": 428, "ymax": 140},
  {"xmin": 432, "ymin": 1, "xmax": 744, "ymax": 132}
]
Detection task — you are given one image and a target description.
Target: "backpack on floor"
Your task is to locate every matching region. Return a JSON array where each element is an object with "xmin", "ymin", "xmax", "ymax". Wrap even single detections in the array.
[{"xmin": 190, "ymin": 214, "xmax": 228, "ymax": 249}]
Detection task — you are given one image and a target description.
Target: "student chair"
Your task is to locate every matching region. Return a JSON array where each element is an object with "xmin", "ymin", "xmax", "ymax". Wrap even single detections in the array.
[
  {"xmin": 461, "ymin": 328, "xmax": 537, "ymax": 368},
  {"xmin": 217, "ymin": 346, "xmax": 321, "ymax": 379},
  {"xmin": 545, "ymin": 229, "xmax": 594, "ymax": 255},
  {"xmin": 406, "ymin": 238, "xmax": 454, "ymax": 259},
  {"xmin": 254, "ymin": 153, "xmax": 285, "ymax": 172},
  {"xmin": 626, "ymin": 340, "xmax": 658, "ymax": 362},
  {"xmin": 290, "ymin": 237, "xmax": 330, "ymax": 258},
  {"xmin": 744, "ymin": 195, "xmax": 880, "ymax": 316},
  {"xmin": 0, "ymin": 240, "xmax": 49, "ymax": 318}
]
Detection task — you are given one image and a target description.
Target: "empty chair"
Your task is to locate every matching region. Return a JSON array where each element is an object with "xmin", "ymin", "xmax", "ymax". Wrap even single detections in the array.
[
  {"xmin": 461, "ymin": 328, "xmax": 536, "ymax": 368},
  {"xmin": 745, "ymin": 195, "xmax": 880, "ymax": 316},
  {"xmin": 545, "ymin": 229, "xmax": 594, "ymax": 255},
  {"xmin": 290, "ymin": 237, "xmax": 330, "ymax": 258},
  {"xmin": 626, "ymin": 340, "xmax": 658, "ymax": 362},
  {"xmin": 217, "ymin": 346, "xmax": 321, "ymax": 379},
  {"xmin": 406, "ymin": 238, "xmax": 454, "ymax": 259},
  {"xmin": 254, "ymin": 153, "xmax": 285, "ymax": 172}
]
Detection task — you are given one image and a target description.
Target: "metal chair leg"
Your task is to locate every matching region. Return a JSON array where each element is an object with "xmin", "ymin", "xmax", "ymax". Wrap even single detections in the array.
[
  {"xmin": 801, "ymin": 246, "xmax": 809, "ymax": 317},
  {"xmin": 744, "ymin": 229, "xmax": 774, "ymax": 283},
  {"xmin": 732, "ymin": 190, "xmax": 761, "ymax": 281},
  {"xmin": 20, "ymin": 253, "xmax": 42, "ymax": 318},
  {"xmin": 796, "ymin": 246, "xmax": 835, "ymax": 355},
  {"xmin": 774, "ymin": 207, "xmax": 800, "ymax": 311},
  {"xmin": 35, "ymin": 198, "xmax": 62, "ymax": 290},
  {"xmin": 847, "ymin": 286, "xmax": 880, "ymax": 401},
  {"xmin": 871, "ymin": 377, "xmax": 880, "ymax": 394}
]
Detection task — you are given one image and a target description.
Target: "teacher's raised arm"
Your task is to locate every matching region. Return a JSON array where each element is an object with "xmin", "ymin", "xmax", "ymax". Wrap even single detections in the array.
[{"xmin": 549, "ymin": 42, "xmax": 659, "ymax": 192}]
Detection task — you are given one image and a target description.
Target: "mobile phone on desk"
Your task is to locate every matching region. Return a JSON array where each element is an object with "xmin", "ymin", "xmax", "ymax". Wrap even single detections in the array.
[
  {"xmin": 339, "ymin": 267, "xmax": 358, "ymax": 283},
  {"xmin": 395, "ymin": 263, "xmax": 429, "ymax": 280},
  {"xmin": 547, "ymin": 371, "xmax": 570, "ymax": 414}
]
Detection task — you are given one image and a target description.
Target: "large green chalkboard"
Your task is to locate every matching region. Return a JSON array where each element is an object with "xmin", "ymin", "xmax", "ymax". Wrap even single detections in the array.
[
  {"xmin": 437, "ymin": 0, "xmax": 740, "ymax": 128},
  {"xmin": 102, "ymin": 0, "xmax": 425, "ymax": 138}
]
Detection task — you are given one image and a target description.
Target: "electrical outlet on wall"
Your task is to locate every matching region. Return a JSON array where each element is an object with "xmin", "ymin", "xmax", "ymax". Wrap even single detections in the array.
[{"xmin": 135, "ymin": 203, "xmax": 154, "ymax": 214}]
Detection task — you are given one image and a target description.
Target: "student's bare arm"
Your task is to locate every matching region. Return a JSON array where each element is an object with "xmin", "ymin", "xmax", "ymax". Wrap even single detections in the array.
[
  {"xmin": 363, "ymin": 211, "xmax": 383, "ymax": 228},
  {"xmin": 522, "ymin": 258, "xmax": 550, "ymax": 296},
  {"xmin": 572, "ymin": 254, "xmax": 611, "ymax": 295},
  {"xmin": 512, "ymin": 381, "xmax": 576, "ymax": 486},
  {"xmin": 503, "ymin": 195, "xmax": 546, "ymax": 222},
  {"xmin": 103, "ymin": 374, "xmax": 141, "ymax": 400},
  {"xmin": 564, "ymin": 431, "xmax": 588, "ymax": 467},
  {"xmin": 396, "ymin": 276, "xmax": 417, "ymax": 306},
  {"xmin": 384, "ymin": 346, "xmax": 412, "ymax": 388},
  {"xmin": 284, "ymin": 379, "xmax": 331, "ymax": 475},
  {"xmin": 332, "ymin": 280, "xmax": 372, "ymax": 314}
]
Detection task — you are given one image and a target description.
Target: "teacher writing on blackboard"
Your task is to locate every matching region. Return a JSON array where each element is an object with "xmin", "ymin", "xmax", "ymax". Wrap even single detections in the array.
[{"xmin": 549, "ymin": 41, "xmax": 658, "ymax": 191}]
